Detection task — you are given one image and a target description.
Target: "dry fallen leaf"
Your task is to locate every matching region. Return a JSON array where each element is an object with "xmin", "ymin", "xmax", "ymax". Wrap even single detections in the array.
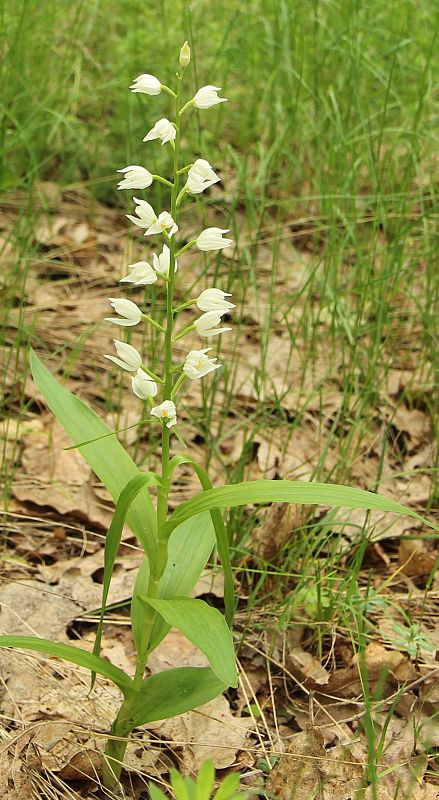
[
  {"xmin": 147, "ymin": 629, "xmax": 253, "ymax": 769},
  {"xmin": 398, "ymin": 538, "xmax": 438, "ymax": 577},
  {"xmin": 288, "ymin": 646, "xmax": 330, "ymax": 687}
]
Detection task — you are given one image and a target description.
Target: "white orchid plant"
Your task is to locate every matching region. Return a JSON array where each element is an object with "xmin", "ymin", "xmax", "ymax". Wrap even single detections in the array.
[{"xmin": 0, "ymin": 42, "xmax": 435, "ymax": 793}]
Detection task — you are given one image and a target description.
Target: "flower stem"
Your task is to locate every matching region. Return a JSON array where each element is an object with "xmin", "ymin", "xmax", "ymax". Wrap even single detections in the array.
[
  {"xmin": 157, "ymin": 70, "xmax": 182, "ymax": 541},
  {"xmin": 152, "ymin": 174, "xmax": 174, "ymax": 188},
  {"xmin": 176, "ymin": 240, "xmax": 196, "ymax": 257},
  {"xmin": 142, "ymin": 313, "xmax": 165, "ymax": 333}
]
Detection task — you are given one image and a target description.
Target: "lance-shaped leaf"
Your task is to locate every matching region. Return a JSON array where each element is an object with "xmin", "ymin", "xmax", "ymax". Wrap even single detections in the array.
[
  {"xmin": 30, "ymin": 350, "xmax": 157, "ymax": 560},
  {"xmin": 133, "ymin": 667, "xmax": 226, "ymax": 727},
  {"xmin": 142, "ymin": 597, "xmax": 237, "ymax": 687},
  {"xmin": 168, "ymin": 454, "xmax": 234, "ymax": 626},
  {"xmin": 149, "ymin": 513, "xmax": 216, "ymax": 652},
  {"xmin": 0, "ymin": 636, "xmax": 134, "ymax": 695},
  {"xmin": 131, "ymin": 554, "xmax": 151, "ymax": 658},
  {"xmin": 162, "ymin": 480, "xmax": 437, "ymax": 538},
  {"xmin": 92, "ymin": 473, "xmax": 160, "ymax": 684}
]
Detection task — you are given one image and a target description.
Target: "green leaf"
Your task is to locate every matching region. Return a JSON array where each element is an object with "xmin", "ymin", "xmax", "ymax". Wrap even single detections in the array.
[
  {"xmin": 30, "ymin": 350, "xmax": 157, "ymax": 560},
  {"xmin": 92, "ymin": 473, "xmax": 159, "ymax": 682},
  {"xmin": 163, "ymin": 480, "xmax": 437, "ymax": 538},
  {"xmin": 169, "ymin": 454, "xmax": 234, "ymax": 626},
  {"xmin": 0, "ymin": 636, "xmax": 134, "ymax": 694},
  {"xmin": 149, "ymin": 513, "xmax": 216, "ymax": 652},
  {"xmin": 131, "ymin": 554, "xmax": 150, "ymax": 658},
  {"xmin": 143, "ymin": 597, "xmax": 237, "ymax": 687},
  {"xmin": 133, "ymin": 667, "xmax": 226, "ymax": 727}
]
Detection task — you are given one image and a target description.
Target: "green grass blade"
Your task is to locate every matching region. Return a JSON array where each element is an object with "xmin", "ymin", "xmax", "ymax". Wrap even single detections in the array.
[
  {"xmin": 143, "ymin": 597, "xmax": 237, "ymax": 687},
  {"xmin": 133, "ymin": 667, "xmax": 226, "ymax": 727},
  {"xmin": 168, "ymin": 454, "xmax": 235, "ymax": 626},
  {"xmin": 0, "ymin": 635, "xmax": 134, "ymax": 694},
  {"xmin": 149, "ymin": 513, "xmax": 216, "ymax": 652},
  {"xmin": 163, "ymin": 480, "xmax": 437, "ymax": 538},
  {"xmin": 30, "ymin": 350, "xmax": 157, "ymax": 559}
]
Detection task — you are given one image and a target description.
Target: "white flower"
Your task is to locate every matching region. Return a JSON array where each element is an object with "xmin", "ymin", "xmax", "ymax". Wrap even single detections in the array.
[
  {"xmin": 194, "ymin": 311, "xmax": 232, "ymax": 338},
  {"xmin": 130, "ymin": 74, "xmax": 161, "ymax": 95},
  {"xmin": 179, "ymin": 41, "xmax": 190, "ymax": 68},
  {"xmin": 143, "ymin": 118, "xmax": 176, "ymax": 145},
  {"xmin": 126, "ymin": 197, "xmax": 157, "ymax": 229},
  {"xmin": 197, "ymin": 288, "xmax": 234, "ymax": 313},
  {"xmin": 185, "ymin": 159, "xmax": 220, "ymax": 194},
  {"xmin": 183, "ymin": 348, "xmax": 221, "ymax": 380},
  {"xmin": 152, "ymin": 244, "xmax": 178, "ymax": 279},
  {"xmin": 117, "ymin": 166, "xmax": 153, "ymax": 190},
  {"xmin": 150, "ymin": 400, "xmax": 177, "ymax": 428},
  {"xmin": 119, "ymin": 261, "xmax": 158, "ymax": 286},
  {"xmin": 192, "ymin": 85, "xmax": 227, "ymax": 110},
  {"xmin": 103, "ymin": 340, "xmax": 142, "ymax": 372},
  {"xmin": 145, "ymin": 211, "xmax": 178, "ymax": 238},
  {"xmin": 105, "ymin": 298, "xmax": 143, "ymax": 327},
  {"xmin": 196, "ymin": 227, "xmax": 233, "ymax": 251},
  {"xmin": 132, "ymin": 368, "xmax": 158, "ymax": 399}
]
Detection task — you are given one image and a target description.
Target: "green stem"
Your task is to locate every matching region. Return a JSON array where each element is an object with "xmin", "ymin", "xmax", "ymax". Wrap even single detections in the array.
[
  {"xmin": 176, "ymin": 239, "xmax": 196, "ymax": 257},
  {"xmin": 142, "ymin": 313, "xmax": 165, "ymax": 333},
  {"xmin": 173, "ymin": 298, "xmax": 197, "ymax": 313},
  {"xmin": 102, "ymin": 70, "xmax": 185, "ymax": 794},
  {"xmin": 171, "ymin": 373, "xmax": 187, "ymax": 399},
  {"xmin": 161, "ymin": 84, "xmax": 177, "ymax": 98},
  {"xmin": 156, "ymin": 71, "xmax": 182, "ymax": 536},
  {"xmin": 152, "ymin": 174, "xmax": 174, "ymax": 188},
  {"xmin": 172, "ymin": 323, "xmax": 195, "ymax": 343},
  {"xmin": 140, "ymin": 365, "xmax": 164, "ymax": 383}
]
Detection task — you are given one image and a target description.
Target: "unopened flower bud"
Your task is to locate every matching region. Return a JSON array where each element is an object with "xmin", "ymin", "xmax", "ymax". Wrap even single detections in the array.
[{"xmin": 179, "ymin": 41, "xmax": 191, "ymax": 68}]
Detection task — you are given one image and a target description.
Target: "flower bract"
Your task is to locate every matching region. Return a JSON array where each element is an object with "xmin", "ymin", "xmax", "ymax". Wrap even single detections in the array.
[
  {"xmin": 120, "ymin": 261, "xmax": 158, "ymax": 285},
  {"xmin": 117, "ymin": 166, "xmax": 153, "ymax": 190},
  {"xmin": 151, "ymin": 400, "xmax": 177, "ymax": 428},
  {"xmin": 103, "ymin": 340, "xmax": 142, "ymax": 371},
  {"xmin": 130, "ymin": 74, "xmax": 161, "ymax": 95},
  {"xmin": 185, "ymin": 159, "xmax": 220, "ymax": 194},
  {"xmin": 196, "ymin": 228, "xmax": 233, "ymax": 251},
  {"xmin": 132, "ymin": 368, "xmax": 158, "ymax": 399},
  {"xmin": 194, "ymin": 311, "xmax": 232, "ymax": 338},
  {"xmin": 143, "ymin": 118, "xmax": 176, "ymax": 145},
  {"xmin": 196, "ymin": 288, "xmax": 234, "ymax": 312},
  {"xmin": 183, "ymin": 348, "xmax": 221, "ymax": 379},
  {"xmin": 106, "ymin": 298, "xmax": 143, "ymax": 327},
  {"xmin": 192, "ymin": 85, "xmax": 228, "ymax": 109}
]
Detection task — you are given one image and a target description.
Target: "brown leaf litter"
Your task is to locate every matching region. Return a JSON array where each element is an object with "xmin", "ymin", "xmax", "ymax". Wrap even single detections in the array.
[{"xmin": 1, "ymin": 188, "xmax": 438, "ymax": 797}]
